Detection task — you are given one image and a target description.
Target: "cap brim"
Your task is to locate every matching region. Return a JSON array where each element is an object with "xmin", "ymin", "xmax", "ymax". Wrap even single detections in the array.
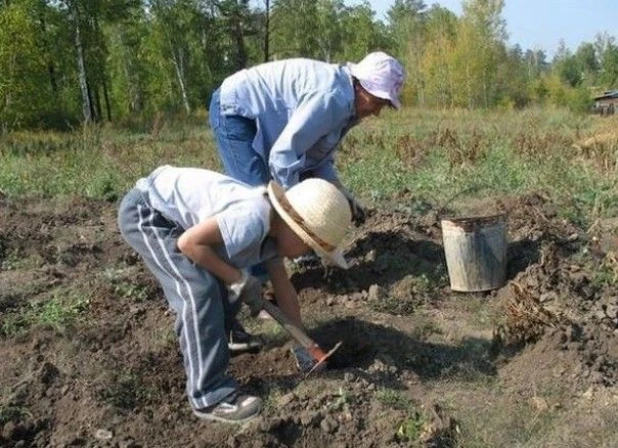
[
  {"xmin": 375, "ymin": 90, "xmax": 401, "ymax": 109},
  {"xmin": 361, "ymin": 84, "xmax": 401, "ymax": 110},
  {"xmin": 267, "ymin": 181, "xmax": 349, "ymax": 269}
]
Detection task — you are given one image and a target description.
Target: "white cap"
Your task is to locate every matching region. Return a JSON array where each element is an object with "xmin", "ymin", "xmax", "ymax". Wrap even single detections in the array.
[{"xmin": 348, "ymin": 52, "xmax": 405, "ymax": 109}]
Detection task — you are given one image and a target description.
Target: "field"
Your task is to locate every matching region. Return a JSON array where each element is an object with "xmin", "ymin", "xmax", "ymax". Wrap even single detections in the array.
[{"xmin": 1, "ymin": 109, "xmax": 617, "ymax": 447}]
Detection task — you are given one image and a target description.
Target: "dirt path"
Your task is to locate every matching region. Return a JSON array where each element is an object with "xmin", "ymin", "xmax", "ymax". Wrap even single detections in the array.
[{"xmin": 1, "ymin": 194, "xmax": 617, "ymax": 447}]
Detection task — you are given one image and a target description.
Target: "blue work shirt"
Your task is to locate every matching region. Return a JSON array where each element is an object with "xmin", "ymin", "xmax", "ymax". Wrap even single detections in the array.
[{"xmin": 218, "ymin": 58, "xmax": 358, "ymax": 189}]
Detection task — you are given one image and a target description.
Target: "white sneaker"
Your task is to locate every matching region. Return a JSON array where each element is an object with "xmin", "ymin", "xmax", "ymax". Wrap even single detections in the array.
[{"xmin": 193, "ymin": 393, "xmax": 261, "ymax": 423}]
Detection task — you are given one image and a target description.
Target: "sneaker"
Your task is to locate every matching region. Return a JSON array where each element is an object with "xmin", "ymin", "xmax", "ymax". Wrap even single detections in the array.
[
  {"xmin": 228, "ymin": 328, "xmax": 263, "ymax": 354},
  {"xmin": 256, "ymin": 309, "xmax": 272, "ymax": 320},
  {"xmin": 291, "ymin": 253, "xmax": 321, "ymax": 269},
  {"xmin": 257, "ymin": 287, "xmax": 276, "ymax": 321},
  {"xmin": 193, "ymin": 393, "xmax": 261, "ymax": 423}
]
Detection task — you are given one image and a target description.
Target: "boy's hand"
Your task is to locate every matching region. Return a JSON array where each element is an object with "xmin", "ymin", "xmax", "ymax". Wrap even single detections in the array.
[{"xmin": 227, "ymin": 271, "xmax": 263, "ymax": 316}]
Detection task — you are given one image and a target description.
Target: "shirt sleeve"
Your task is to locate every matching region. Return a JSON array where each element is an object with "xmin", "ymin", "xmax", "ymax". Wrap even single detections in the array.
[
  {"xmin": 311, "ymin": 157, "xmax": 339, "ymax": 183},
  {"xmin": 269, "ymin": 91, "xmax": 348, "ymax": 189},
  {"xmin": 215, "ymin": 206, "xmax": 267, "ymax": 260}
]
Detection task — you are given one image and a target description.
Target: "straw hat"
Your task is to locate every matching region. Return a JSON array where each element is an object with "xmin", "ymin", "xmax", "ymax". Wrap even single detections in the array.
[{"xmin": 267, "ymin": 179, "xmax": 352, "ymax": 269}]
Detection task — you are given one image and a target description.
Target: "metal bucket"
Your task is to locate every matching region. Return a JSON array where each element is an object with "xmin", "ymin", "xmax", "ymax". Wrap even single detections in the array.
[{"xmin": 441, "ymin": 214, "xmax": 507, "ymax": 292}]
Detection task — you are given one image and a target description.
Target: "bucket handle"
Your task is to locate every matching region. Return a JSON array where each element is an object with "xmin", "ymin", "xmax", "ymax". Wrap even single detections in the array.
[{"xmin": 434, "ymin": 182, "xmax": 510, "ymax": 224}]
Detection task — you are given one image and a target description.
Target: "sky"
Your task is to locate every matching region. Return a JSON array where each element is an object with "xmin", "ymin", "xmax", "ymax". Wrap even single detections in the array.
[{"xmin": 364, "ymin": 0, "xmax": 618, "ymax": 58}]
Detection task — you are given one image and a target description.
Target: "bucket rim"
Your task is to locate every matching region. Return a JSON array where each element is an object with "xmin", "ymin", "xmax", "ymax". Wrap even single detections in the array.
[{"xmin": 440, "ymin": 213, "xmax": 506, "ymax": 226}]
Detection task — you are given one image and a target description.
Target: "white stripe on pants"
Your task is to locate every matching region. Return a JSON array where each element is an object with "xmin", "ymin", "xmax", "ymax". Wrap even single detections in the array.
[{"xmin": 118, "ymin": 188, "xmax": 237, "ymax": 410}]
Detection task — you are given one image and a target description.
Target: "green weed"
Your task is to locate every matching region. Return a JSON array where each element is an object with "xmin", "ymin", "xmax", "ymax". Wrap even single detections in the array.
[
  {"xmin": 369, "ymin": 294, "xmax": 417, "ymax": 316},
  {"xmin": 592, "ymin": 253, "xmax": 618, "ymax": 288},
  {"xmin": 395, "ymin": 411, "xmax": 427, "ymax": 443},
  {"xmin": 0, "ymin": 404, "xmax": 31, "ymax": 425},
  {"xmin": 1, "ymin": 290, "xmax": 90, "ymax": 337},
  {"xmin": 1, "ymin": 249, "xmax": 27, "ymax": 271},
  {"xmin": 328, "ymin": 386, "xmax": 352, "ymax": 412},
  {"xmin": 103, "ymin": 267, "xmax": 151, "ymax": 302},
  {"xmin": 97, "ymin": 373, "xmax": 152, "ymax": 411},
  {"xmin": 375, "ymin": 388, "xmax": 413, "ymax": 410}
]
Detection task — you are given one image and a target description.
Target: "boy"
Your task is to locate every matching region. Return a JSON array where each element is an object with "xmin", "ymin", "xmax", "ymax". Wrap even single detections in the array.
[{"xmin": 117, "ymin": 165, "xmax": 351, "ymax": 423}]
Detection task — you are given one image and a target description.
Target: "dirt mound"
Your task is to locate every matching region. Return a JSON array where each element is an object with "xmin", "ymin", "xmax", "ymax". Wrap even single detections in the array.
[{"xmin": 500, "ymin": 322, "xmax": 618, "ymax": 397}]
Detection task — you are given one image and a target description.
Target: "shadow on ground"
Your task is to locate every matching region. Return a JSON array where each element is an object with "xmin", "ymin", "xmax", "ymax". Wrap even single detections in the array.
[
  {"xmin": 291, "ymin": 230, "xmax": 446, "ymax": 295},
  {"xmin": 234, "ymin": 317, "xmax": 498, "ymax": 398}
]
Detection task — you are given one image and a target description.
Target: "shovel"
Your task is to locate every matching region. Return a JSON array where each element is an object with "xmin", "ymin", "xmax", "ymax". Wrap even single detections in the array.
[{"xmin": 248, "ymin": 294, "xmax": 341, "ymax": 375}]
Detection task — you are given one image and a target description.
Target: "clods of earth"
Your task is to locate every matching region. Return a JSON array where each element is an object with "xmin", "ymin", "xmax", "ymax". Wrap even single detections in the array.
[{"xmin": 1, "ymin": 193, "xmax": 617, "ymax": 447}]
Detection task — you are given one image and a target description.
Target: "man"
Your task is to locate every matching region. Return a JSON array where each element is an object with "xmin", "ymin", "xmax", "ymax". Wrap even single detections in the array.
[{"xmin": 208, "ymin": 51, "xmax": 406, "ymax": 224}]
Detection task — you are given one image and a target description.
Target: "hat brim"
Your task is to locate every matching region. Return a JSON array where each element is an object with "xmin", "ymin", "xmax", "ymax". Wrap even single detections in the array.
[{"xmin": 267, "ymin": 181, "xmax": 348, "ymax": 269}]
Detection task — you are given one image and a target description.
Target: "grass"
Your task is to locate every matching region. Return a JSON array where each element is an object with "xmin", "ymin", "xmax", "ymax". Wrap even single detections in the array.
[
  {"xmin": 0, "ymin": 123, "xmax": 220, "ymax": 199},
  {"xmin": 375, "ymin": 388, "xmax": 414, "ymax": 410},
  {"xmin": 0, "ymin": 404, "xmax": 31, "ymax": 425},
  {"xmin": 395, "ymin": 410, "xmax": 428, "ymax": 443},
  {"xmin": 103, "ymin": 267, "xmax": 150, "ymax": 302},
  {"xmin": 0, "ymin": 109, "xmax": 616, "ymax": 227},
  {"xmin": 1, "ymin": 289, "xmax": 91, "ymax": 337},
  {"xmin": 96, "ymin": 369, "xmax": 158, "ymax": 412},
  {"xmin": 592, "ymin": 252, "xmax": 618, "ymax": 288}
]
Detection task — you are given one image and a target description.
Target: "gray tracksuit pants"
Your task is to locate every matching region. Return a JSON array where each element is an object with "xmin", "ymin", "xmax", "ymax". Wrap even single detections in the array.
[{"xmin": 117, "ymin": 188, "xmax": 238, "ymax": 410}]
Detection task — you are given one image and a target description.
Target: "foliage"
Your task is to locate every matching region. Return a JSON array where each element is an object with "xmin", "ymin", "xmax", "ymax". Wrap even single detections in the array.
[{"xmin": 0, "ymin": 0, "xmax": 615, "ymax": 131}]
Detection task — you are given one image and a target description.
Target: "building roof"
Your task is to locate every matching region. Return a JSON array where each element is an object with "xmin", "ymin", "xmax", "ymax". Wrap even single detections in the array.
[{"xmin": 594, "ymin": 90, "xmax": 618, "ymax": 101}]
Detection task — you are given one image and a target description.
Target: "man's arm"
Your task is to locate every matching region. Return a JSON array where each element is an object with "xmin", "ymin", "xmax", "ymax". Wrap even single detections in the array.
[
  {"xmin": 311, "ymin": 157, "xmax": 339, "ymax": 184},
  {"xmin": 269, "ymin": 91, "xmax": 348, "ymax": 189}
]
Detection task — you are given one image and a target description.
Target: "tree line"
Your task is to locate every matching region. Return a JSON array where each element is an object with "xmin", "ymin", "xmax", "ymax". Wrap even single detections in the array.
[{"xmin": 1, "ymin": 0, "xmax": 617, "ymax": 131}]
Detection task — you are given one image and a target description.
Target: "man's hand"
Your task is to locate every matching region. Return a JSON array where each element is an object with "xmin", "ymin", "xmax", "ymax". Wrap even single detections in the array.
[
  {"xmin": 339, "ymin": 187, "xmax": 366, "ymax": 226},
  {"xmin": 227, "ymin": 271, "xmax": 263, "ymax": 316},
  {"xmin": 349, "ymin": 196, "xmax": 366, "ymax": 226}
]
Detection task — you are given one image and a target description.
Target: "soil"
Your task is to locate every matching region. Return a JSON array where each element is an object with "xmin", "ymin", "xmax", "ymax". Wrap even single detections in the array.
[{"xmin": 0, "ymin": 192, "xmax": 617, "ymax": 447}]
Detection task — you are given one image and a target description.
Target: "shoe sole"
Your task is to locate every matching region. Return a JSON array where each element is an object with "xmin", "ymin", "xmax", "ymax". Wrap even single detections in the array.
[
  {"xmin": 228, "ymin": 342, "xmax": 263, "ymax": 352},
  {"xmin": 193, "ymin": 403, "xmax": 262, "ymax": 424},
  {"xmin": 193, "ymin": 410, "xmax": 260, "ymax": 424},
  {"xmin": 229, "ymin": 346, "xmax": 262, "ymax": 357}
]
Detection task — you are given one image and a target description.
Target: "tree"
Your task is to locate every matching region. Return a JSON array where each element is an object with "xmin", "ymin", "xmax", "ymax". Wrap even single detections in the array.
[
  {"xmin": 0, "ymin": 0, "xmax": 48, "ymax": 129},
  {"xmin": 338, "ymin": 1, "xmax": 383, "ymax": 62},
  {"xmin": 553, "ymin": 40, "xmax": 582, "ymax": 88},
  {"xmin": 315, "ymin": 0, "xmax": 345, "ymax": 62},
  {"xmin": 270, "ymin": 0, "xmax": 319, "ymax": 59},
  {"xmin": 595, "ymin": 33, "xmax": 618, "ymax": 88},
  {"xmin": 574, "ymin": 42, "xmax": 599, "ymax": 86},
  {"xmin": 419, "ymin": 5, "xmax": 457, "ymax": 107},
  {"xmin": 386, "ymin": 0, "xmax": 426, "ymax": 104},
  {"xmin": 450, "ymin": 0, "xmax": 507, "ymax": 108}
]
